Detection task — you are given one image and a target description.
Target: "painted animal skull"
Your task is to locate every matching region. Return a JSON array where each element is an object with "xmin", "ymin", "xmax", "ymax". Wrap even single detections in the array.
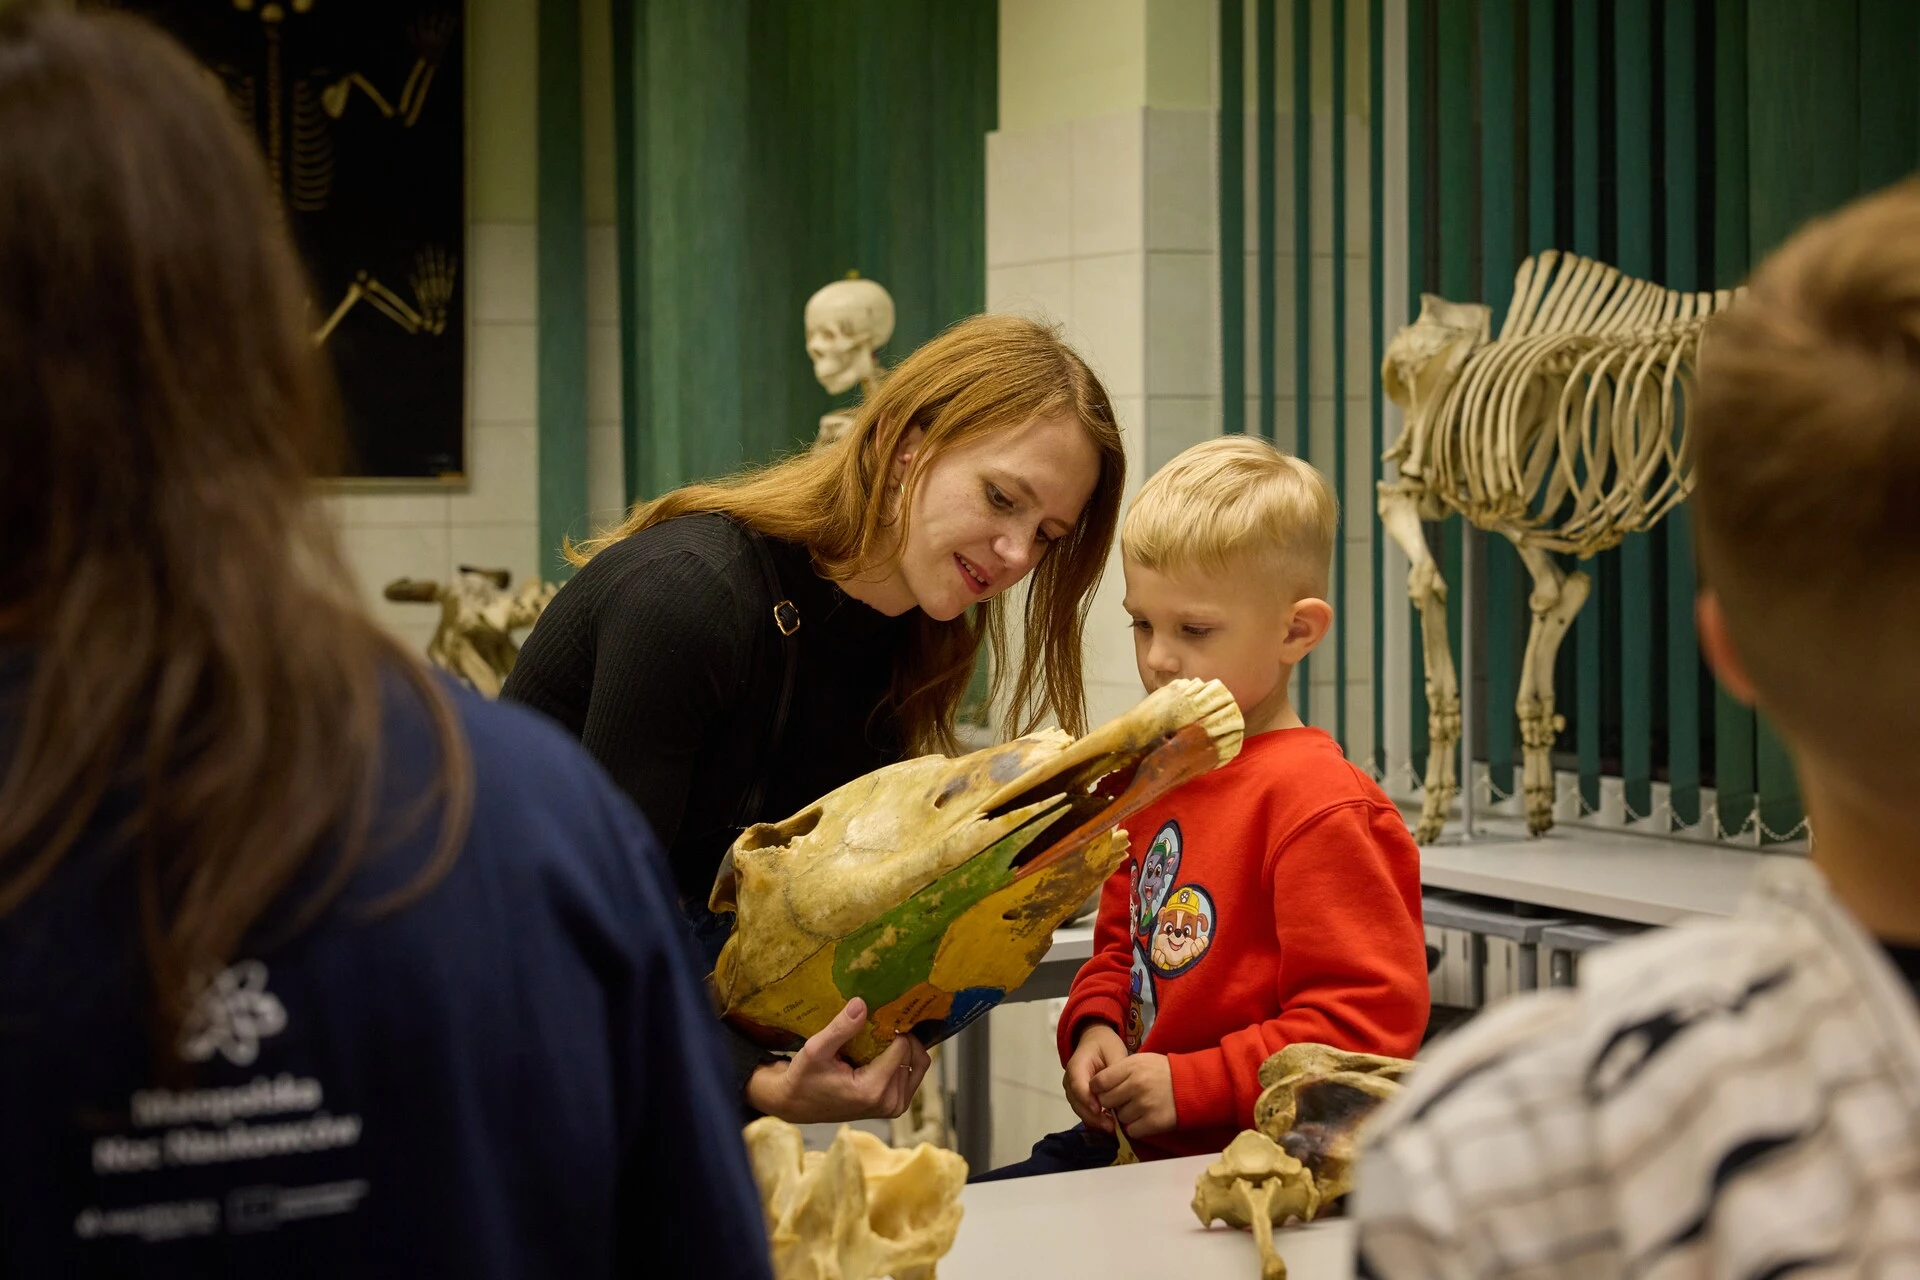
[
  {"xmin": 711, "ymin": 678, "xmax": 1243, "ymax": 1064},
  {"xmin": 804, "ymin": 277, "xmax": 896, "ymax": 395},
  {"xmin": 744, "ymin": 1118, "xmax": 966, "ymax": 1280}
]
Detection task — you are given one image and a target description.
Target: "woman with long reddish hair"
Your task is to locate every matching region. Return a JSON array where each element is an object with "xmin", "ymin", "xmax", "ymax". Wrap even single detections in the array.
[
  {"xmin": 0, "ymin": 10, "xmax": 766, "ymax": 1277},
  {"xmin": 507, "ymin": 315, "xmax": 1128, "ymax": 1125}
]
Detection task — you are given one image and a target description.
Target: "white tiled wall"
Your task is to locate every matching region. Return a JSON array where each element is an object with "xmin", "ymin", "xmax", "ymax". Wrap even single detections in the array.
[{"xmin": 985, "ymin": 104, "xmax": 1221, "ymax": 735}]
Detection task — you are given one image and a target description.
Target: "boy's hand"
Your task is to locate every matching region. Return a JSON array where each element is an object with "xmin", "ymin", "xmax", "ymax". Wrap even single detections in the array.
[
  {"xmin": 1064, "ymin": 1022, "xmax": 1128, "ymax": 1132},
  {"xmin": 1092, "ymin": 1052, "xmax": 1176, "ymax": 1137}
]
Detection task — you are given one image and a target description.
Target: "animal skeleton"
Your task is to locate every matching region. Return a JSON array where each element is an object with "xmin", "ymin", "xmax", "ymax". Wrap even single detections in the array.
[
  {"xmin": 383, "ymin": 566, "xmax": 554, "ymax": 698},
  {"xmin": 1378, "ymin": 251, "xmax": 1738, "ymax": 841}
]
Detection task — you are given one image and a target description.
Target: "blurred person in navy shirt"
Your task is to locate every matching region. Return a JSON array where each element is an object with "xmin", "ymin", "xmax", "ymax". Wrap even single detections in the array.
[{"xmin": 0, "ymin": 9, "xmax": 769, "ymax": 1277}]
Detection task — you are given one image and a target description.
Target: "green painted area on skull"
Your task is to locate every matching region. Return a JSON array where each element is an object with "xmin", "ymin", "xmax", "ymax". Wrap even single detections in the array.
[{"xmin": 827, "ymin": 812, "xmax": 1057, "ymax": 1008}]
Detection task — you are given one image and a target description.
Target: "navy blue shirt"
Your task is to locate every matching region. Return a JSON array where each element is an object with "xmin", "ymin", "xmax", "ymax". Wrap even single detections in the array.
[{"xmin": 0, "ymin": 655, "xmax": 772, "ymax": 1279}]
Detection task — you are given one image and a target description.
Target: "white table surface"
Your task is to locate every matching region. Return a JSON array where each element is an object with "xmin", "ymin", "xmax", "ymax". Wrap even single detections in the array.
[
  {"xmin": 940, "ymin": 1154, "xmax": 1354, "ymax": 1279},
  {"xmin": 1415, "ymin": 820, "xmax": 1789, "ymax": 924}
]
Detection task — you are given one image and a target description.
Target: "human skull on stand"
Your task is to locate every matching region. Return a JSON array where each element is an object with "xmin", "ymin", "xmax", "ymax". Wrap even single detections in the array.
[{"xmin": 805, "ymin": 277, "xmax": 894, "ymax": 450}]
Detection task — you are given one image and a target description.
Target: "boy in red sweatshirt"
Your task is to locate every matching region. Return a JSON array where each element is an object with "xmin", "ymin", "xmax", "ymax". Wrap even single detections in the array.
[{"xmin": 975, "ymin": 437, "xmax": 1429, "ymax": 1179}]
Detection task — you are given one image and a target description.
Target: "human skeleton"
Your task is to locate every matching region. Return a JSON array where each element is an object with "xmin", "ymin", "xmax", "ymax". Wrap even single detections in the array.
[
  {"xmin": 1378, "ymin": 251, "xmax": 1738, "ymax": 841},
  {"xmin": 805, "ymin": 277, "xmax": 893, "ymax": 449}
]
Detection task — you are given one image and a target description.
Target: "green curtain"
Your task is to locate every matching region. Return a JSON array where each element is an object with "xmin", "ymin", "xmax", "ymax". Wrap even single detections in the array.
[
  {"xmin": 1375, "ymin": 0, "xmax": 1919, "ymax": 843},
  {"xmin": 609, "ymin": 0, "xmax": 996, "ymax": 501}
]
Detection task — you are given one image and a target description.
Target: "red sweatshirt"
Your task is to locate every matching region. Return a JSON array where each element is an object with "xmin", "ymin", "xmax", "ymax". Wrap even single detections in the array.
[{"xmin": 1057, "ymin": 726, "xmax": 1428, "ymax": 1158}]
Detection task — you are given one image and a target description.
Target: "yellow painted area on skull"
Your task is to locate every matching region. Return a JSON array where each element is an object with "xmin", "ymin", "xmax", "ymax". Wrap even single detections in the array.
[
  {"xmin": 726, "ymin": 943, "xmax": 848, "ymax": 1053},
  {"xmin": 929, "ymin": 827, "xmax": 1131, "ymax": 994}
]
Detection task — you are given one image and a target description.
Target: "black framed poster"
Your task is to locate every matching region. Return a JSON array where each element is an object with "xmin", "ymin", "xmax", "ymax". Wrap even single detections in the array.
[{"xmin": 95, "ymin": 0, "xmax": 467, "ymax": 480}]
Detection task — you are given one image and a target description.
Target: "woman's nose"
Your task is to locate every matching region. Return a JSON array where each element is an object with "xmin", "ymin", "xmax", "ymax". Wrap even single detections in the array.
[{"xmin": 993, "ymin": 531, "xmax": 1034, "ymax": 576}]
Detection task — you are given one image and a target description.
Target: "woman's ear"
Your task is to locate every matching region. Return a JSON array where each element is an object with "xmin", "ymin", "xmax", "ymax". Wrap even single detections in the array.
[{"xmin": 892, "ymin": 424, "xmax": 926, "ymax": 483}]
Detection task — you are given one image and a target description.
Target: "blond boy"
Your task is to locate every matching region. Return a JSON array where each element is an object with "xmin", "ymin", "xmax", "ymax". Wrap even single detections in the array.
[
  {"xmin": 975, "ymin": 438, "xmax": 1429, "ymax": 1178},
  {"xmin": 1356, "ymin": 182, "xmax": 1920, "ymax": 1273}
]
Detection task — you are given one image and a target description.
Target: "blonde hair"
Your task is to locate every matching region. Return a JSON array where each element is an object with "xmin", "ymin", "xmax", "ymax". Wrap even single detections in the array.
[
  {"xmin": 1694, "ymin": 177, "xmax": 1920, "ymax": 790},
  {"xmin": 1122, "ymin": 436, "xmax": 1339, "ymax": 598},
  {"xmin": 573, "ymin": 314, "xmax": 1126, "ymax": 753}
]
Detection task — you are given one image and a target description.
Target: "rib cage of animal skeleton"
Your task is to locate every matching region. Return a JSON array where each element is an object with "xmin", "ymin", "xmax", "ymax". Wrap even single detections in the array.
[{"xmin": 1380, "ymin": 250, "xmax": 1742, "ymax": 842}]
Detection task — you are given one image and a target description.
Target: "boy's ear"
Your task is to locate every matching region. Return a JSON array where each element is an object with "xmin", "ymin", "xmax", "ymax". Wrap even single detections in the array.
[
  {"xmin": 1696, "ymin": 591, "xmax": 1758, "ymax": 707},
  {"xmin": 1281, "ymin": 597, "xmax": 1334, "ymax": 661}
]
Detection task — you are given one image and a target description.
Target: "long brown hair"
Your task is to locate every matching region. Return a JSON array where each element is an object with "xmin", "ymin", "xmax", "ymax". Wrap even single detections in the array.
[
  {"xmin": 0, "ymin": 11, "xmax": 472, "ymax": 1055},
  {"xmin": 576, "ymin": 314, "xmax": 1127, "ymax": 751}
]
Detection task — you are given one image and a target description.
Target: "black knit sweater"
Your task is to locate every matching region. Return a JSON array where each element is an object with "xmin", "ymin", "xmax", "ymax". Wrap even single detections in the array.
[{"xmin": 501, "ymin": 513, "xmax": 908, "ymax": 910}]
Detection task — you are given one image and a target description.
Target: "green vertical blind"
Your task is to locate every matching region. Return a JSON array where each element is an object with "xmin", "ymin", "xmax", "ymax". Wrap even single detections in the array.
[
  {"xmin": 1366, "ymin": 0, "xmax": 1920, "ymax": 844},
  {"xmin": 537, "ymin": 0, "xmax": 588, "ymax": 581},
  {"xmin": 1218, "ymin": 0, "xmax": 1379, "ymax": 760},
  {"xmin": 607, "ymin": 1, "xmax": 994, "ymax": 500}
]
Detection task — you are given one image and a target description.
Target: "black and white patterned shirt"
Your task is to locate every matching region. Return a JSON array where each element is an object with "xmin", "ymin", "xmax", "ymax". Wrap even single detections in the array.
[{"xmin": 1355, "ymin": 858, "xmax": 1920, "ymax": 1279}]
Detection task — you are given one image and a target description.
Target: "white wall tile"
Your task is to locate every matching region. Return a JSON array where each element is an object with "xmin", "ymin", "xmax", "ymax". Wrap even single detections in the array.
[
  {"xmin": 1345, "ymin": 115, "xmax": 1371, "ymax": 250},
  {"xmin": 449, "ymin": 521, "xmax": 542, "ymax": 587},
  {"xmin": 1145, "ymin": 252, "xmax": 1215, "ymax": 397},
  {"xmin": 1086, "ymin": 676, "xmax": 1145, "ymax": 733},
  {"xmin": 1309, "ymin": 254, "xmax": 1335, "ymax": 395},
  {"xmin": 1346, "ymin": 395, "xmax": 1378, "ymax": 516},
  {"xmin": 1145, "ymin": 109, "xmax": 1215, "ymax": 252},
  {"xmin": 1309, "ymin": 396, "xmax": 1335, "ymax": 477},
  {"xmin": 1310, "ymin": 107, "xmax": 1334, "ymax": 256},
  {"xmin": 1347, "ymin": 254, "xmax": 1375, "ymax": 398},
  {"xmin": 339, "ymin": 523, "xmax": 451, "ymax": 646},
  {"xmin": 469, "ymin": 222, "xmax": 537, "ymax": 323},
  {"xmin": 1083, "ymin": 552, "xmax": 1140, "ymax": 692},
  {"xmin": 986, "ymin": 260, "xmax": 1074, "ymax": 324},
  {"xmin": 1071, "ymin": 253, "xmax": 1146, "ymax": 399},
  {"xmin": 585, "ymin": 223, "xmax": 621, "ymax": 324},
  {"xmin": 449, "ymin": 424, "xmax": 538, "ymax": 525},
  {"xmin": 587, "ymin": 321, "xmax": 622, "ymax": 423},
  {"xmin": 470, "ymin": 321, "xmax": 538, "ymax": 424},
  {"xmin": 1246, "ymin": 396, "xmax": 1300, "ymax": 452},
  {"xmin": 1071, "ymin": 110, "xmax": 1145, "ymax": 256},
  {"xmin": 1109, "ymin": 395, "xmax": 1148, "ymax": 491},
  {"xmin": 334, "ymin": 491, "xmax": 450, "ymax": 528},
  {"xmin": 987, "ymin": 125, "xmax": 1074, "ymax": 267},
  {"xmin": 1244, "ymin": 250, "xmax": 1299, "ymax": 401},
  {"xmin": 587, "ymin": 423, "xmax": 627, "ymax": 530},
  {"xmin": 1145, "ymin": 396, "xmax": 1218, "ymax": 475}
]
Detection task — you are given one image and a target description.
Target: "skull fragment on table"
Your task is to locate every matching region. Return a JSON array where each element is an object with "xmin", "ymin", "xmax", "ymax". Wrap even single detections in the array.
[
  {"xmin": 1193, "ymin": 1044, "xmax": 1416, "ymax": 1279},
  {"xmin": 744, "ymin": 1117, "xmax": 965, "ymax": 1280},
  {"xmin": 711, "ymin": 678, "xmax": 1243, "ymax": 1064},
  {"xmin": 1190, "ymin": 1130, "xmax": 1321, "ymax": 1280},
  {"xmin": 1252, "ymin": 1041, "xmax": 1414, "ymax": 1205}
]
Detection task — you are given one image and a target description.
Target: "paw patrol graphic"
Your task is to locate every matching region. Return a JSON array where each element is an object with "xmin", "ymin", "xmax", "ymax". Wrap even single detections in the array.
[
  {"xmin": 1124, "ymin": 951, "xmax": 1154, "ymax": 1050},
  {"xmin": 1133, "ymin": 822, "xmax": 1181, "ymax": 939},
  {"xmin": 1148, "ymin": 885, "xmax": 1216, "ymax": 977}
]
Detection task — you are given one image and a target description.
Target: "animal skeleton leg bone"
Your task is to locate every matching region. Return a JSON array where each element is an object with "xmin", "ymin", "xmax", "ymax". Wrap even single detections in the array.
[
  {"xmin": 1379, "ymin": 481, "xmax": 1459, "ymax": 843},
  {"xmin": 1510, "ymin": 537, "xmax": 1589, "ymax": 834}
]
